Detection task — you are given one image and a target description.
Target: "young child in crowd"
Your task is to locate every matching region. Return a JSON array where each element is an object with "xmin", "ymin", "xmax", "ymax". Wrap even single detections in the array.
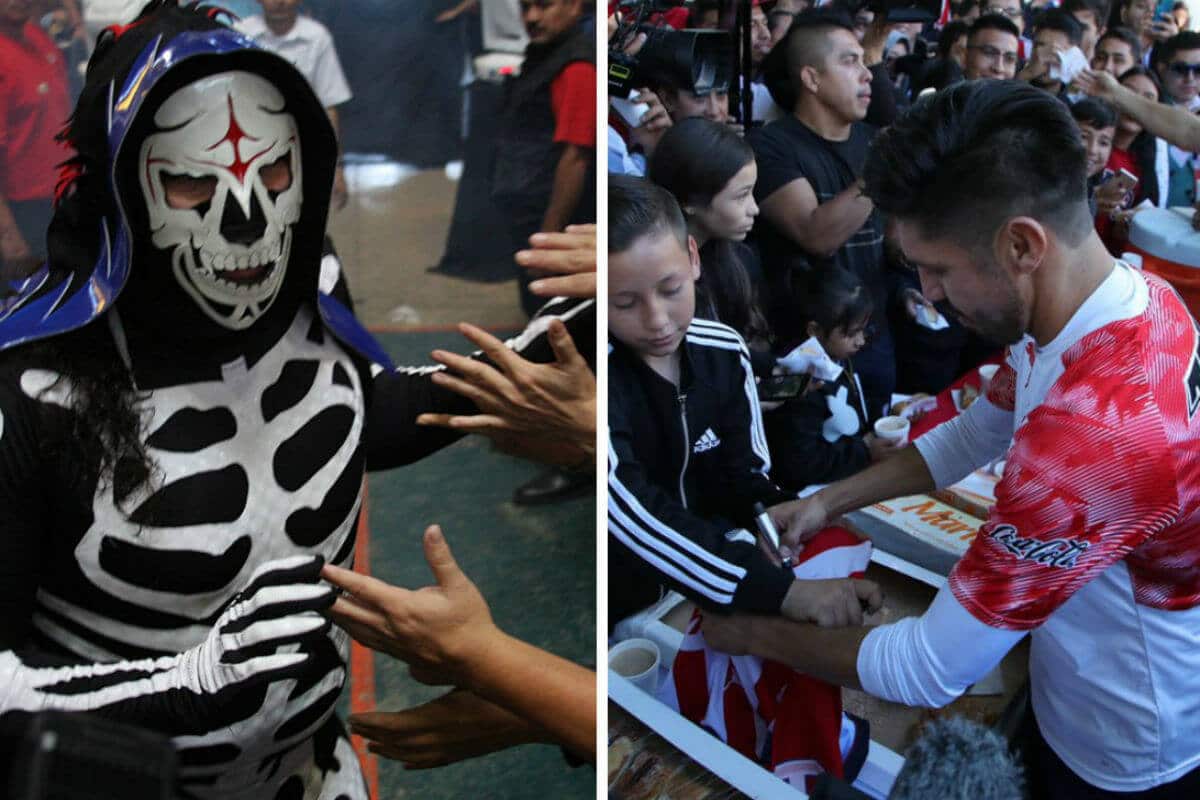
[
  {"xmin": 607, "ymin": 175, "xmax": 879, "ymax": 627},
  {"xmin": 1070, "ymin": 97, "xmax": 1118, "ymax": 219},
  {"xmin": 765, "ymin": 267, "xmax": 902, "ymax": 491},
  {"xmin": 607, "ymin": 175, "xmax": 876, "ymax": 788},
  {"xmin": 648, "ymin": 117, "xmax": 774, "ymax": 375}
]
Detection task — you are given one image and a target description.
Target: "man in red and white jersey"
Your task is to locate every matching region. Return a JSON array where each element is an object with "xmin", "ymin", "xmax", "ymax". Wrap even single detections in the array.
[{"xmin": 702, "ymin": 80, "xmax": 1200, "ymax": 798}]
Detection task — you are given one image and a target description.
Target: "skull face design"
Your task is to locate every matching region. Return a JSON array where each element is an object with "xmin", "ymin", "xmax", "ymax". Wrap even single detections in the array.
[{"xmin": 138, "ymin": 71, "xmax": 302, "ymax": 330}]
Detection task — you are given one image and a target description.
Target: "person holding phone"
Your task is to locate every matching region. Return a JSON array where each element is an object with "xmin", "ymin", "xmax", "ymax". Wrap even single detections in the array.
[{"xmin": 764, "ymin": 266, "xmax": 903, "ymax": 492}]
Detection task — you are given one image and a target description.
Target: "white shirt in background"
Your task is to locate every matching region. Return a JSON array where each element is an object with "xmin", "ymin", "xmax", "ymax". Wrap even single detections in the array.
[{"xmin": 235, "ymin": 15, "xmax": 352, "ymax": 108}]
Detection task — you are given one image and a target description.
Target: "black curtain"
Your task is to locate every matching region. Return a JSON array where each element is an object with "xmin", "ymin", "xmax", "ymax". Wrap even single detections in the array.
[{"xmin": 307, "ymin": 0, "xmax": 465, "ymax": 165}]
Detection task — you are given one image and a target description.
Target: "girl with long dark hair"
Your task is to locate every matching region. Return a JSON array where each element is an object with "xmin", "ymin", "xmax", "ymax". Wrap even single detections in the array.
[{"xmin": 648, "ymin": 117, "xmax": 774, "ymax": 370}]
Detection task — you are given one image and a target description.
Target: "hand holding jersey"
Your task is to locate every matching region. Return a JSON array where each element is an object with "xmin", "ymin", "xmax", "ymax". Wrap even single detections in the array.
[{"xmin": 715, "ymin": 82, "xmax": 1200, "ymax": 795}]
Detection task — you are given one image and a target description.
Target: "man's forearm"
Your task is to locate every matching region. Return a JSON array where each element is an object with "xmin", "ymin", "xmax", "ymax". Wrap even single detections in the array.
[
  {"xmin": 465, "ymin": 632, "xmax": 596, "ymax": 762},
  {"xmin": 1108, "ymin": 82, "xmax": 1200, "ymax": 152},
  {"xmin": 742, "ymin": 615, "xmax": 870, "ymax": 690},
  {"xmin": 821, "ymin": 444, "xmax": 935, "ymax": 517},
  {"xmin": 798, "ymin": 183, "xmax": 874, "ymax": 257},
  {"xmin": 541, "ymin": 145, "xmax": 591, "ymax": 233}
]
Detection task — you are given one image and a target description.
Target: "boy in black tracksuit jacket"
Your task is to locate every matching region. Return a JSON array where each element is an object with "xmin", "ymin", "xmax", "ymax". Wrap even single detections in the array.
[
  {"xmin": 609, "ymin": 319, "xmax": 797, "ymax": 624},
  {"xmin": 606, "ymin": 176, "xmax": 879, "ymax": 630}
]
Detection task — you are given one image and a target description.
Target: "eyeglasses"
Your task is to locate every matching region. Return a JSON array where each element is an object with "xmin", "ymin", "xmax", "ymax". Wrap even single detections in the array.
[
  {"xmin": 967, "ymin": 44, "xmax": 1019, "ymax": 65},
  {"xmin": 1168, "ymin": 62, "xmax": 1200, "ymax": 77},
  {"xmin": 982, "ymin": 6, "xmax": 1024, "ymax": 18}
]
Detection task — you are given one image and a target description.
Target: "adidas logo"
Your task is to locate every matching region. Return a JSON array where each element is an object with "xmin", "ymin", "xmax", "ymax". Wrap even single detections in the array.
[{"xmin": 693, "ymin": 428, "xmax": 721, "ymax": 453}]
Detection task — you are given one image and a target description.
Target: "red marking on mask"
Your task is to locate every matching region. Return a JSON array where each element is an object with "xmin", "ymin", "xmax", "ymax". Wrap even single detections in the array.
[{"xmin": 199, "ymin": 95, "xmax": 274, "ymax": 185}]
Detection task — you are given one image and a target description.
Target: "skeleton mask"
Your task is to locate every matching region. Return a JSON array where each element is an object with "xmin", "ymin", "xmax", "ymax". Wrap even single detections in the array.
[{"xmin": 138, "ymin": 71, "xmax": 302, "ymax": 331}]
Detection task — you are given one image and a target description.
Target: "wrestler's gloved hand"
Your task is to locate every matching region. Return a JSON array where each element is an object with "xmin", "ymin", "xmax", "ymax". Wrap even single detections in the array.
[
  {"xmin": 0, "ymin": 555, "xmax": 337, "ymax": 735},
  {"xmin": 174, "ymin": 554, "xmax": 336, "ymax": 696}
]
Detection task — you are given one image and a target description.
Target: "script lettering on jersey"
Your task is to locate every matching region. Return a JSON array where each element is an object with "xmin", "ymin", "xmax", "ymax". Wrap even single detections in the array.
[
  {"xmin": 1186, "ymin": 319, "xmax": 1200, "ymax": 419},
  {"xmin": 989, "ymin": 524, "xmax": 1089, "ymax": 569}
]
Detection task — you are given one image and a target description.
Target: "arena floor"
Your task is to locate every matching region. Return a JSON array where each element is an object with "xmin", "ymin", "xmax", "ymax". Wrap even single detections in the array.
[{"xmin": 330, "ymin": 163, "xmax": 595, "ymax": 799}]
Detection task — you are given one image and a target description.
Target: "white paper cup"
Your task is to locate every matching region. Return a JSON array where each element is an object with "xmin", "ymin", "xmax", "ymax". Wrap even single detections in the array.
[
  {"xmin": 609, "ymin": 638, "xmax": 661, "ymax": 695},
  {"xmin": 978, "ymin": 364, "xmax": 1000, "ymax": 393},
  {"xmin": 874, "ymin": 415, "xmax": 910, "ymax": 444}
]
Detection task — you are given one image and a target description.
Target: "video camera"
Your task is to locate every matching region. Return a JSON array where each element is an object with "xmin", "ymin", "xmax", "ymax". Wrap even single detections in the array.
[{"xmin": 608, "ymin": 0, "xmax": 733, "ymax": 98}]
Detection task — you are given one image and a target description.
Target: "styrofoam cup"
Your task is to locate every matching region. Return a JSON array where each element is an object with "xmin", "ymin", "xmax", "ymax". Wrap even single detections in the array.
[
  {"xmin": 874, "ymin": 415, "xmax": 910, "ymax": 444},
  {"xmin": 609, "ymin": 638, "xmax": 661, "ymax": 695}
]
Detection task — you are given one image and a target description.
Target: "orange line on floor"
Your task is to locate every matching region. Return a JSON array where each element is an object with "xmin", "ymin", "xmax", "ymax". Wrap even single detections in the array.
[{"xmin": 349, "ymin": 482, "xmax": 379, "ymax": 799}]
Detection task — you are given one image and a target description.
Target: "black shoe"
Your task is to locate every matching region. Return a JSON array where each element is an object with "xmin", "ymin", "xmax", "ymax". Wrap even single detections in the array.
[{"xmin": 512, "ymin": 468, "xmax": 591, "ymax": 506}]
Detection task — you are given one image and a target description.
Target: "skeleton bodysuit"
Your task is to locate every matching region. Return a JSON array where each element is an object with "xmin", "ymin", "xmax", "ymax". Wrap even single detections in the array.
[{"xmin": 0, "ymin": 5, "xmax": 595, "ymax": 798}]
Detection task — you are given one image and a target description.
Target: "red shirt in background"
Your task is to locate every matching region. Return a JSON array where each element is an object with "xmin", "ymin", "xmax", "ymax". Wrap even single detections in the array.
[
  {"xmin": 1096, "ymin": 148, "xmax": 1142, "ymax": 255},
  {"xmin": 0, "ymin": 22, "xmax": 70, "ymax": 202},
  {"xmin": 550, "ymin": 61, "xmax": 596, "ymax": 149}
]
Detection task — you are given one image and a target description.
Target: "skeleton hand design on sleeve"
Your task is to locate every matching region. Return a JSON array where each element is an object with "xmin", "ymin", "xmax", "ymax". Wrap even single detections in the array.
[{"xmin": 0, "ymin": 555, "xmax": 335, "ymax": 729}]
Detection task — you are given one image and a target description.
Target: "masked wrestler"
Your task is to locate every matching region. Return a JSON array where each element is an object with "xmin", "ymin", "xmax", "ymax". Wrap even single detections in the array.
[{"xmin": 0, "ymin": 2, "xmax": 593, "ymax": 798}]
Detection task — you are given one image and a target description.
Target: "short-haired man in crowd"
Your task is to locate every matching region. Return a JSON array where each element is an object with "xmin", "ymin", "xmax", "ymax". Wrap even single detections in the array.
[
  {"xmin": 1155, "ymin": 30, "xmax": 1200, "ymax": 108},
  {"xmin": 495, "ymin": 0, "xmax": 595, "ymax": 317},
  {"xmin": 1119, "ymin": 0, "xmax": 1180, "ymax": 60},
  {"xmin": 964, "ymin": 13, "xmax": 1021, "ymax": 80},
  {"xmin": 1153, "ymin": 31, "xmax": 1200, "ymax": 206},
  {"xmin": 704, "ymin": 79, "xmax": 1200, "ymax": 800},
  {"xmin": 980, "ymin": 0, "xmax": 1030, "ymax": 57},
  {"xmin": 1064, "ymin": 0, "xmax": 1107, "ymax": 59},
  {"xmin": 748, "ymin": 11, "xmax": 896, "ymax": 417},
  {"xmin": 1092, "ymin": 25, "xmax": 1143, "ymax": 75},
  {"xmin": 1016, "ymin": 8, "xmax": 1084, "ymax": 97}
]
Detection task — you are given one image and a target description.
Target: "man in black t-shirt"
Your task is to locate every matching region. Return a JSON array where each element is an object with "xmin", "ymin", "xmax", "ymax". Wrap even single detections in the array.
[{"xmin": 748, "ymin": 11, "xmax": 894, "ymax": 417}]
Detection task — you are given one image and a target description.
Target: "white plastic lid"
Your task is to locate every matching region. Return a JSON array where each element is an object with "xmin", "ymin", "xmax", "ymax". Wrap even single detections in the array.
[{"xmin": 1128, "ymin": 208, "xmax": 1200, "ymax": 267}]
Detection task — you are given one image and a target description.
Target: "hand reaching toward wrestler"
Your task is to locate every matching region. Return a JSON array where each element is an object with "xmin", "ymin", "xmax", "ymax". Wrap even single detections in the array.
[
  {"xmin": 321, "ymin": 526, "xmax": 596, "ymax": 763},
  {"xmin": 417, "ymin": 320, "xmax": 596, "ymax": 469},
  {"xmin": 348, "ymin": 688, "xmax": 547, "ymax": 769},
  {"xmin": 516, "ymin": 223, "xmax": 596, "ymax": 299},
  {"xmin": 323, "ymin": 526, "xmax": 496, "ymax": 687}
]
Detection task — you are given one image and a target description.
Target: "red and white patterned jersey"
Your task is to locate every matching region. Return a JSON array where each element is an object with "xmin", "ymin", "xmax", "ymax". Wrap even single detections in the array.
[
  {"xmin": 926, "ymin": 263, "xmax": 1200, "ymax": 790},
  {"xmin": 660, "ymin": 528, "xmax": 872, "ymax": 791}
]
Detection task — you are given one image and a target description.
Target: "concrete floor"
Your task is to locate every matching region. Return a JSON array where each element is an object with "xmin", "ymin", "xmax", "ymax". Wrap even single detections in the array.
[
  {"xmin": 330, "ymin": 165, "xmax": 595, "ymax": 800},
  {"xmin": 329, "ymin": 163, "xmax": 527, "ymax": 331}
]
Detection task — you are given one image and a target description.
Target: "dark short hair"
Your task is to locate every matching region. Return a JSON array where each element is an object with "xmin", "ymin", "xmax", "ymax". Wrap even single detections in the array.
[
  {"xmin": 648, "ymin": 117, "xmax": 755, "ymax": 208},
  {"xmin": 798, "ymin": 266, "xmax": 874, "ymax": 334},
  {"xmin": 1118, "ymin": 63, "xmax": 1165, "ymax": 96},
  {"xmin": 1070, "ymin": 96, "xmax": 1119, "ymax": 130},
  {"xmin": 1152, "ymin": 30, "xmax": 1200, "ymax": 68},
  {"xmin": 863, "ymin": 81, "xmax": 1091, "ymax": 251},
  {"xmin": 1062, "ymin": 0, "xmax": 1110, "ymax": 26},
  {"xmin": 609, "ymin": 175, "xmax": 689, "ymax": 254},
  {"xmin": 784, "ymin": 8, "xmax": 859, "ymax": 71},
  {"xmin": 967, "ymin": 12, "xmax": 1021, "ymax": 42},
  {"xmin": 762, "ymin": 8, "xmax": 857, "ymax": 109},
  {"xmin": 1032, "ymin": 8, "xmax": 1085, "ymax": 46},
  {"xmin": 938, "ymin": 20, "xmax": 970, "ymax": 58},
  {"xmin": 1097, "ymin": 25, "xmax": 1143, "ymax": 63}
]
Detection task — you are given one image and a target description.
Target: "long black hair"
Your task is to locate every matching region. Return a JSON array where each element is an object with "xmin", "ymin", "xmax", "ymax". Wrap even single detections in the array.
[
  {"xmin": 648, "ymin": 118, "xmax": 771, "ymax": 345},
  {"xmin": 1117, "ymin": 65, "xmax": 1165, "ymax": 207},
  {"xmin": 18, "ymin": 1, "xmax": 237, "ymax": 510}
]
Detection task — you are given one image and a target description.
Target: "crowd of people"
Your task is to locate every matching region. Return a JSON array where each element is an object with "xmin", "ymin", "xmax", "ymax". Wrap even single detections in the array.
[
  {"xmin": 609, "ymin": 0, "xmax": 1200, "ymax": 797},
  {"xmin": 0, "ymin": 0, "xmax": 598, "ymax": 797}
]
